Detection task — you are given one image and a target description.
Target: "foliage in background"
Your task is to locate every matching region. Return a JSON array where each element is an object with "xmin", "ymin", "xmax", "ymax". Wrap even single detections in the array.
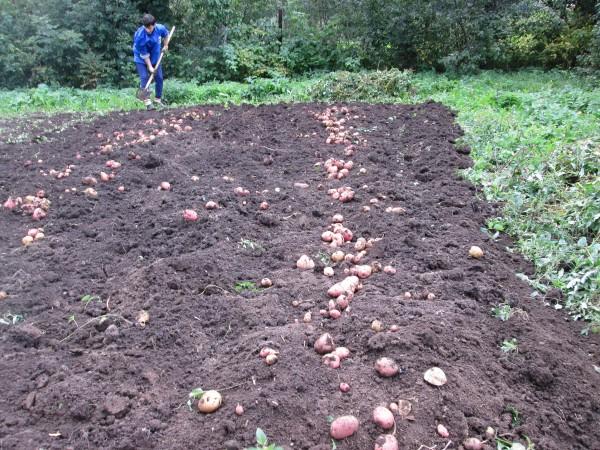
[{"xmin": 2, "ymin": 0, "xmax": 600, "ymax": 88}]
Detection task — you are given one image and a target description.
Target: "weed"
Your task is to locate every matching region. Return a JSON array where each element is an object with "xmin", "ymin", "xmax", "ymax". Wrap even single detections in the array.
[
  {"xmin": 501, "ymin": 338, "xmax": 519, "ymax": 353},
  {"xmin": 491, "ymin": 303, "xmax": 514, "ymax": 321},
  {"xmin": 67, "ymin": 315, "xmax": 77, "ymax": 326},
  {"xmin": 186, "ymin": 387, "xmax": 204, "ymax": 411},
  {"xmin": 316, "ymin": 250, "xmax": 330, "ymax": 266},
  {"xmin": 247, "ymin": 428, "xmax": 283, "ymax": 450},
  {"xmin": 0, "ymin": 312, "xmax": 24, "ymax": 326},
  {"xmin": 234, "ymin": 281, "xmax": 259, "ymax": 294},
  {"xmin": 504, "ymin": 405, "xmax": 523, "ymax": 427},
  {"xmin": 239, "ymin": 238, "xmax": 265, "ymax": 253},
  {"xmin": 80, "ymin": 294, "xmax": 101, "ymax": 308},
  {"xmin": 497, "ymin": 435, "xmax": 535, "ymax": 450}
]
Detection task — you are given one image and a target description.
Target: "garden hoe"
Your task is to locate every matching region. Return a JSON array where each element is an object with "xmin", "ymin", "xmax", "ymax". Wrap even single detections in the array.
[{"xmin": 136, "ymin": 26, "xmax": 176, "ymax": 101}]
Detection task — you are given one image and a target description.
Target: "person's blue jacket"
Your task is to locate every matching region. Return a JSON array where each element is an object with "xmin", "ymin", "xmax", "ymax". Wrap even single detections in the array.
[{"xmin": 133, "ymin": 24, "xmax": 169, "ymax": 65}]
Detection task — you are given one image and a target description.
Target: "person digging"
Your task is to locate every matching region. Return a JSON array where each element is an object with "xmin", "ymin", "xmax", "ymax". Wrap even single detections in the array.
[{"xmin": 133, "ymin": 13, "xmax": 172, "ymax": 110}]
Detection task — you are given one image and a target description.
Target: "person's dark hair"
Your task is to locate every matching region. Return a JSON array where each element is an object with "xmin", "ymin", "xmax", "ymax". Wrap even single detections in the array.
[{"xmin": 142, "ymin": 14, "xmax": 156, "ymax": 27}]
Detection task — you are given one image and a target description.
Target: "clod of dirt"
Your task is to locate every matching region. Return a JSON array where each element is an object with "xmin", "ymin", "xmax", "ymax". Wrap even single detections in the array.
[
  {"xmin": 257, "ymin": 213, "xmax": 280, "ymax": 227},
  {"xmin": 23, "ymin": 391, "xmax": 36, "ymax": 410},
  {"xmin": 424, "ymin": 367, "xmax": 447, "ymax": 386},
  {"xmin": 103, "ymin": 395, "xmax": 130, "ymax": 418},
  {"xmin": 223, "ymin": 440, "xmax": 241, "ymax": 450},
  {"xmin": 374, "ymin": 434, "xmax": 399, "ymax": 450},
  {"xmin": 104, "ymin": 324, "xmax": 120, "ymax": 342},
  {"xmin": 141, "ymin": 369, "xmax": 160, "ymax": 385},
  {"xmin": 523, "ymin": 366, "xmax": 555, "ymax": 389},
  {"xmin": 142, "ymin": 154, "xmax": 163, "ymax": 169},
  {"xmin": 11, "ymin": 323, "xmax": 44, "ymax": 345}
]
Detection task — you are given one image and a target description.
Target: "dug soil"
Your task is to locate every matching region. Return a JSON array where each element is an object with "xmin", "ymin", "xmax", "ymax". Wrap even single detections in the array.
[{"xmin": 0, "ymin": 103, "xmax": 598, "ymax": 450}]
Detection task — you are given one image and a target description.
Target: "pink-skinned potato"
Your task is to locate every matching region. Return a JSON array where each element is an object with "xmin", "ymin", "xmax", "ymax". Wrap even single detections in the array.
[
  {"xmin": 375, "ymin": 357, "xmax": 399, "ymax": 377},
  {"xmin": 314, "ymin": 333, "xmax": 335, "ymax": 354},
  {"xmin": 373, "ymin": 406, "xmax": 395, "ymax": 429},
  {"xmin": 330, "ymin": 415, "xmax": 359, "ymax": 440}
]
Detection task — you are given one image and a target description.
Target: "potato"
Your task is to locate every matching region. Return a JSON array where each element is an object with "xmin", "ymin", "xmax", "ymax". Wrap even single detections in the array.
[
  {"xmin": 332, "ymin": 346, "xmax": 350, "ymax": 360},
  {"xmin": 328, "ymin": 276, "xmax": 360, "ymax": 298},
  {"xmin": 374, "ymin": 434, "xmax": 398, "ymax": 450},
  {"xmin": 197, "ymin": 390, "xmax": 222, "ymax": 413},
  {"xmin": 329, "ymin": 309, "xmax": 341, "ymax": 319},
  {"xmin": 259, "ymin": 347, "xmax": 278, "ymax": 358},
  {"xmin": 322, "ymin": 353, "xmax": 341, "ymax": 369},
  {"xmin": 463, "ymin": 438, "xmax": 483, "ymax": 450},
  {"xmin": 330, "ymin": 415, "xmax": 359, "ymax": 440},
  {"xmin": 375, "ymin": 357, "xmax": 399, "ymax": 377},
  {"xmin": 296, "ymin": 255, "xmax": 315, "ymax": 270},
  {"xmin": 437, "ymin": 424, "xmax": 449, "ymax": 438},
  {"xmin": 260, "ymin": 278, "xmax": 273, "ymax": 288},
  {"xmin": 424, "ymin": 367, "xmax": 447, "ymax": 386},
  {"xmin": 331, "ymin": 251, "xmax": 345, "ymax": 263},
  {"xmin": 350, "ymin": 264, "xmax": 372, "ymax": 279},
  {"xmin": 336, "ymin": 295, "xmax": 349, "ymax": 310},
  {"xmin": 314, "ymin": 333, "xmax": 335, "ymax": 354},
  {"xmin": 371, "ymin": 320, "xmax": 383, "ymax": 332},
  {"xmin": 469, "ymin": 245, "xmax": 484, "ymax": 259},
  {"xmin": 265, "ymin": 354, "xmax": 278, "ymax": 366},
  {"xmin": 373, "ymin": 406, "xmax": 395, "ymax": 429}
]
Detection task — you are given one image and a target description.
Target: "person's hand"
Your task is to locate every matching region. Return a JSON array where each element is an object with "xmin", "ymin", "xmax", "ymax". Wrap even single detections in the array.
[
  {"xmin": 147, "ymin": 65, "xmax": 155, "ymax": 74},
  {"xmin": 163, "ymin": 44, "xmax": 169, "ymax": 53}
]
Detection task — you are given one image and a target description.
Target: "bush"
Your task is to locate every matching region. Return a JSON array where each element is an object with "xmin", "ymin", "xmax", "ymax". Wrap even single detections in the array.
[
  {"xmin": 309, "ymin": 69, "xmax": 414, "ymax": 102},
  {"xmin": 241, "ymin": 77, "xmax": 291, "ymax": 101}
]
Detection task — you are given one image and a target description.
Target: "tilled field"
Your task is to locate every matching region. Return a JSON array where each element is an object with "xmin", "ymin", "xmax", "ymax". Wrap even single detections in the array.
[{"xmin": 0, "ymin": 103, "xmax": 599, "ymax": 450}]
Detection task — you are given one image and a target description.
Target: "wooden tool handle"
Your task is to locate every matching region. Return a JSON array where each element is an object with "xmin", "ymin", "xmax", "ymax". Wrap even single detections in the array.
[{"xmin": 144, "ymin": 26, "xmax": 176, "ymax": 90}]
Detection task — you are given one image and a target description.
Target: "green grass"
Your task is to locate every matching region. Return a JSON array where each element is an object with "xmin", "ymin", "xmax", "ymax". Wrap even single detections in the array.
[
  {"xmin": 1, "ymin": 69, "xmax": 598, "ymax": 326},
  {"xmin": 0, "ymin": 78, "xmax": 314, "ymax": 117},
  {"xmin": 412, "ymin": 70, "xmax": 599, "ymax": 326}
]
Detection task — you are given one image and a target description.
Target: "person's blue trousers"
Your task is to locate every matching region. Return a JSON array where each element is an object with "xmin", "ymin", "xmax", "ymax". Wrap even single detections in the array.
[{"xmin": 136, "ymin": 63, "xmax": 163, "ymax": 99}]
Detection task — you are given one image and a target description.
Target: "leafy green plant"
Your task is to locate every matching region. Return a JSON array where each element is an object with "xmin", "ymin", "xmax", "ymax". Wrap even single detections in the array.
[
  {"xmin": 316, "ymin": 250, "xmax": 330, "ymax": 266},
  {"xmin": 234, "ymin": 281, "xmax": 259, "ymax": 294},
  {"xmin": 239, "ymin": 238, "xmax": 265, "ymax": 253},
  {"xmin": 81, "ymin": 294, "xmax": 100, "ymax": 308},
  {"xmin": 309, "ymin": 69, "xmax": 414, "ymax": 102},
  {"xmin": 491, "ymin": 304, "xmax": 514, "ymax": 321},
  {"xmin": 500, "ymin": 338, "xmax": 519, "ymax": 353},
  {"xmin": 0, "ymin": 312, "xmax": 24, "ymax": 326},
  {"xmin": 497, "ymin": 435, "xmax": 535, "ymax": 450},
  {"xmin": 186, "ymin": 387, "xmax": 204, "ymax": 411},
  {"xmin": 247, "ymin": 428, "xmax": 283, "ymax": 450},
  {"xmin": 504, "ymin": 405, "xmax": 522, "ymax": 427}
]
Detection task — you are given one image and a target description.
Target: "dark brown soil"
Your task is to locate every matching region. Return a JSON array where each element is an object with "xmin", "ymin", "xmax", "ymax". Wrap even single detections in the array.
[{"xmin": 0, "ymin": 103, "xmax": 599, "ymax": 450}]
